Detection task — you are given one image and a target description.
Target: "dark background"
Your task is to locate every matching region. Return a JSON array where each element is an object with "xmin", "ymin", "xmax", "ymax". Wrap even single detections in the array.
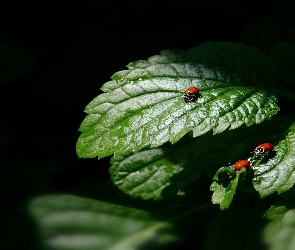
[{"xmin": 1, "ymin": 0, "xmax": 291, "ymax": 249}]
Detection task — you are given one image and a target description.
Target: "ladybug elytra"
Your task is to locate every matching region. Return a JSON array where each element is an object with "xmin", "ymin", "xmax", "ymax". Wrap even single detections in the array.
[
  {"xmin": 183, "ymin": 86, "xmax": 200, "ymax": 103},
  {"xmin": 253, "ymin": 143, "xmax": 274, "ymax": 156},
  {"xmin": 234, "ymin": 159, "xmax": 251, "ymax": 171}
]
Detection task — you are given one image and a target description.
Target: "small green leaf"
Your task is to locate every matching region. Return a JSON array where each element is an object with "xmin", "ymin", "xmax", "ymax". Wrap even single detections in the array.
[
  {"xmin": 109, "ymin": 139, "xmax": 201, "ymax": 200},
  {"xmin": 210, "ymin": 168, "xmax": 246, "ymax": 210},
  {"xmin": 253, "ymin": 129, "xmax": 295, "ymax": 197},
  {"xmin": 76, "ymin": 42, "xmax": 279, "ymax": 159},
  {"xmin": 29, "ymin": 195, "xmax": 176, "ymax": 250},
  {"xmin": 264, "ymin": 198, "xmax": 295, "ymax": 250},
  {"xmin": 210, "ymin": 182, "xmax": 226, "ymax": 204}
]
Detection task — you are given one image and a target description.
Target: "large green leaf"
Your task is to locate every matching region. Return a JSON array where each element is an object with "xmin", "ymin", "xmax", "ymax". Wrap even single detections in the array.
[
  {"xmin": 76, "ymin": 41, "xmax": 279, "ymax": 159},
  {"xmin": 253, "ymin": 128, "xmax": 295, "ymax": 197},
  {"xmin": 29, "ymin": 195, "xmax": 176, "ymax": 250}
]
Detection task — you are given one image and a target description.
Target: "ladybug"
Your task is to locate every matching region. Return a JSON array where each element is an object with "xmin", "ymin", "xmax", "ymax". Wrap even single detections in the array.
[
  {"xmin": 234, "ymin": 159, "xmax": 251, "ymax": 171},
  {"xmin": 253, "ymin": 143, "xmax": 274, "ymax": 156},
  {"xmin": 183, "ymin": 86, "xmax": 200, "ymax": 102}
]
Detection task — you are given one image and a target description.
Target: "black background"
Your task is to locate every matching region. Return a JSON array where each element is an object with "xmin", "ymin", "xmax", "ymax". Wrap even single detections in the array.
[{"xmin": 1, "ymin": 0, "xmax": 290, "ymax": 249}]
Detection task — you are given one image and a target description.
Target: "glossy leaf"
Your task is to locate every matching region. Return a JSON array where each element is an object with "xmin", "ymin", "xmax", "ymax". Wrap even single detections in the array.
[{"xmin": 76, "ymin": 42, "xmax": 279, "ymax": 159}]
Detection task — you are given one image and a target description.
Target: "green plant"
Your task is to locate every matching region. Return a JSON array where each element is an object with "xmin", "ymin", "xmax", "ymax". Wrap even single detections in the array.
[{"xmin": 29, "ymin": 40, "xmax": 295, "ymax": 250}]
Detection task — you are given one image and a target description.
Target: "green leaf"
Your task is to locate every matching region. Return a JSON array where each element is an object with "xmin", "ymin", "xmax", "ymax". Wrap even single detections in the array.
[
  {"xmin": 210, "ymin": 168, "xmax": 246, "ymax": 210},
  {"xmin": 253, "ymin": 128, "xmax": 295, "ymax": 197},
  {"xmin": 29, "ymin": 195, "xmax": 176, "ymax": 250},
  {"xmin": 109, "ymin": 117, "xmax": 291, "ymax": 200},
  {"xmin": 264, "ymin": 198, "xmax": 295, "ymax": 250},
  {"xmin": 76, "ymin": 41, "xmax": 279, "ymax": 159},
  {"xmin": 109, "ymin": 138, "xmax": 202, "ymax": 200}
]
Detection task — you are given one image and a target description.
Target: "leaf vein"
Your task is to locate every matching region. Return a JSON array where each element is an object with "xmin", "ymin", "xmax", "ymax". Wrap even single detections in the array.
[{"xmin": 128, "ymin": 167, "xmax": 161, "ymax": 192}]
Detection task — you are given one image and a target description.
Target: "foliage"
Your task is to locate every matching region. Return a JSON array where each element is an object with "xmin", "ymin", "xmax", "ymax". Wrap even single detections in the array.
[{"xmin": 30, "ymin": 21, "xmax": 295, "ymax": 250}]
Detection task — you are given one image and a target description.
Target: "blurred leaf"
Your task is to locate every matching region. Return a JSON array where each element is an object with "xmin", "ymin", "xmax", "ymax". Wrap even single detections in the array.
[
  {"xmin": 76, "ymin": 41, "xmax": 279, "ymax": 159},
  {"xmin": 29, "ymin": 195, "xmax": 177, "ymax": 250},
  {"xmin": 264, "ymin": 198, "xmax": 295, "ymax": 250}
]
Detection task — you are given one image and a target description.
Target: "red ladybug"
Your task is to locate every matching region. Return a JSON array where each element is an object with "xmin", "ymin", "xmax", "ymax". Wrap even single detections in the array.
[
  {"xmin": 253, "ymin": 143, "xmax": 274, "ymax": 156},
  {"xmin": 183, "ymin": 86, "xmax": 200, "ymax": 102},
  {"xmin": 234, "ymin": 160, "xmax": 251, "ymax": 171}
]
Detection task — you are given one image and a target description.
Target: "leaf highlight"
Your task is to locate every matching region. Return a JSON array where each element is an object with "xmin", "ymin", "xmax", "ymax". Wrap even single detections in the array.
[{"xmin": 77, "ymin": 42, "xmax": 279, "ymax": 159}]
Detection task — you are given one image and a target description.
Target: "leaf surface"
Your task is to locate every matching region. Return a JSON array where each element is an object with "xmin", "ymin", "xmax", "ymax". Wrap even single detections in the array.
[
  {"xmin": 109, "ymin": 138, "xmax": 201, "ymax": 200},
  {"xmin": 253, "ymin": 128, "xmax": 295, "ymax": 197},
  {"xmin": 76, "ymin": 42, "xmax": 279, "ymax": 159}
]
